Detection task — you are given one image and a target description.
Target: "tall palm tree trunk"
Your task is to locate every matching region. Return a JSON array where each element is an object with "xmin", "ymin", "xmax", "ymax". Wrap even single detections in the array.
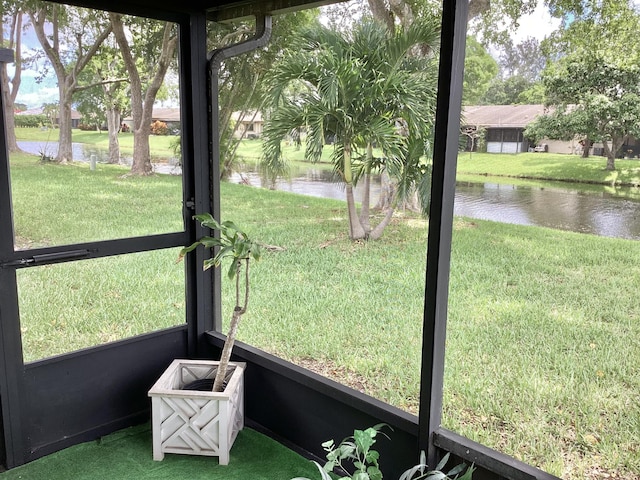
[{"xmin": 344, "ymin": 144, "xmax": 366, "ymax": 239}]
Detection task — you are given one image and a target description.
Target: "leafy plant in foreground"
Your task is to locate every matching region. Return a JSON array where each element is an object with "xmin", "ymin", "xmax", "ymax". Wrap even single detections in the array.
[
  {"xmin": 179, "ymin": 213, "xmax": 261, "ymax": 392},
  {"xmin": 292, "ymin": 424, "xmax": 474, "ymax": 480}
]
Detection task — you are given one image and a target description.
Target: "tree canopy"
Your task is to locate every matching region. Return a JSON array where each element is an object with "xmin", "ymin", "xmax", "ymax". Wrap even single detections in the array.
[
  {"xmin": 463, "ymin": 36, "xmax": 499, "ymax": 105},
  {"xmin": 527, "ymin": 0, "xmax": 640, "ymax": 170}
]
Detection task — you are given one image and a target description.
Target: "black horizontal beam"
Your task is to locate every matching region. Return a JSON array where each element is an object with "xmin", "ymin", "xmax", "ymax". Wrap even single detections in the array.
[
  {"xmin": 0, "ymin": 232, "xmax": 187, "ymax": 269},
  {"xmin": 207, "ymin": 0, "xmax": 345, "ymax": 22}
]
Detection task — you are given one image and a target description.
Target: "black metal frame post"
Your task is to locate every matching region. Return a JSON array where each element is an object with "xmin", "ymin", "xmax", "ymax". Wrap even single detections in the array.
[
  {"xmin": 0, "ymin": 48, "xmax": 28, "ymax": 469},
  {"xmin": 180, "ymin": 11, "xmax": 216, "ymax": 357},
  {"xmin": 419, "ymin": 0, "xmax": 469, "ymax": 466},
  {"xmin": 207, "ymin": 14, "xmax": 272, "ymax": 332}
]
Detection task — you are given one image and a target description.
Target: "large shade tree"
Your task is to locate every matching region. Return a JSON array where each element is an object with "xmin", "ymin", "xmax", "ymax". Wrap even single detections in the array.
[
  {"xmin": 463, "ymin": 36, "xmax": 499, "ymax": 105},
  {"xmin": 0, "ymin": 0, "xmax": 25, "ymax": 152},
  {"xmin": 27, "ymin": 2, "xmax": 111, "ymax": 162},
  {"xmin": 110, "ymin": 12, "xmax": 177, "ymax": 175},
  {"xmin": 527, "ymin": 0, "xmax": 640, "ymax": 170},
  {"xmin": 261, "ymin": 18, "xmax": 439, "ymax": 240}
]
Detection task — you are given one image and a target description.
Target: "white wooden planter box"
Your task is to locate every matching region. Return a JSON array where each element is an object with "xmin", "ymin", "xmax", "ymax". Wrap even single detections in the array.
[{"xmin": 148, "ymin": 359, "xmax": 245, "ymax": 465}]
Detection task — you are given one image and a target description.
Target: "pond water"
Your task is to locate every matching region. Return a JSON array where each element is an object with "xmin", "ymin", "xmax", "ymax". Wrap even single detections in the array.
[
  {"xmin": 16, "ymin": 140, "xmax": 178, "ymax": 172},
  {"xmin": 231, "ymin": 168, "xmax": 640, "ymax": 241},
  {"xmin": 228, "ymin": 168, "xmax": 379, "ymax": 205},
  {"xmin": 454, "ymin": 181, "xmax": 640, "ymax": 240}
]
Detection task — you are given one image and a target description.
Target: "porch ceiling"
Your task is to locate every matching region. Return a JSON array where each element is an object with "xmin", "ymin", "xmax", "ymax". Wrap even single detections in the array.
[{"xmin": 61, "ymin": 0, "xmax": 344, "ymax": 21}]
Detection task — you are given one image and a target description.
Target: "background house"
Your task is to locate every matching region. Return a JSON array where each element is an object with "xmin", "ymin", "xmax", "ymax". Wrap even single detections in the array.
[
  {"xmin": 231, "ymin": 110, "xmax": 263, "ymax": 139},
  {"xmin": 122, "ymin": 107, "xmax": 181, "ymax": 133},
  {"xmin": 461, "ymin": 104, "xmax": 579, "ymax": 154}
]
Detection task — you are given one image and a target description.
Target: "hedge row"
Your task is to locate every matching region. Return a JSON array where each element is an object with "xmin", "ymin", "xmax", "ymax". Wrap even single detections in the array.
[{"xmin": 15, "ymin": 114, "xmax": 48, "ymax": 128}]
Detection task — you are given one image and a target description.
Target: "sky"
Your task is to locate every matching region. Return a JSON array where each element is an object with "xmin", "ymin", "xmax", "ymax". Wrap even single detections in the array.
[
  {"xmin": 9, "ymin": 26, "xmax": 59, "ymax": 109},
  {"xmin": 510, "ymin": 2, "xmax": 561, "ymax": 43},
  {"xmin": 9, "ymin": 0, "xmax": 561, "ymax": 109}
]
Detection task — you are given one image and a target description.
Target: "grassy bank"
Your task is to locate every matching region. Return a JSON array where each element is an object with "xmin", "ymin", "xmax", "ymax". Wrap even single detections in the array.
[
  {"xmin": 457, "ymin": 151, "xmax": 640, "ymax": 187},
  {"xmin": 8, "ymin": 151, "xmax": 639, "ymax": 478}
]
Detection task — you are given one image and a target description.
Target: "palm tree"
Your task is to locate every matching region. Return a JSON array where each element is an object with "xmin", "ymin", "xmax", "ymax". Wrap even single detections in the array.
[{"xmin": 261, "ymin": 18, "xmax": 439, "ymax": 240}]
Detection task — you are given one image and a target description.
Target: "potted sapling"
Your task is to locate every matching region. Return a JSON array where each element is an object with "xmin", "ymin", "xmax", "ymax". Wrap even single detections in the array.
[{"xmin": 148, "ymin": 213, "xmax": 261, "ymax": 465}]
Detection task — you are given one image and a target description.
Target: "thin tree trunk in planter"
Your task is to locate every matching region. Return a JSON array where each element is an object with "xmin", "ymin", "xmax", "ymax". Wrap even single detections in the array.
[
  {"xmin": 212, "ymin": 307, "xmax": 243, "ymax": 392},
  {"xmin": 213, "ymin": 258, "xmax": 250, "ymax": 392}
]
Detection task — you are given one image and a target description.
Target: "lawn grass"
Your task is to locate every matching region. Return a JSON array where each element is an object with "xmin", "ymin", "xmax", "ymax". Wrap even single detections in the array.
[
  {"xmin": 9, "ymin": 153, "xmax": 183, "ymax": 249},
  {"xmin": 9, "ymin": 152, "xmax": 185, "ymax": 360},
  {"xmin": 234, "ymin": 137, "xmax": 336, "ymax": 172},
  {"xmin": 7, "ymin": 150, "xmax": 640, "ymax": 479},
  {"xmin": 457, "ymin": 151, "xmax": 640, "ymax": 187},
  {"xmin": 216, "ymin": 185, "xmax": 640, "ymax": 479}
]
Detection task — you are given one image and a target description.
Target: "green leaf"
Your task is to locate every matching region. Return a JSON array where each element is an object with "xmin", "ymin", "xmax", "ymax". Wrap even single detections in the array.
[
  {"xmin": 321, "ymin": 439, "xmax": 335, "ymax": 450},
  {"xmin": 364, "ymin": 449, "xmax": 379, "ymax": 464},
  {"xmin": 352, "ymin": 473, "xmax": 370, "ymax": 480},
  {"xmin": 435, "ymin": 453, "xmax": 450, "ymax": 471},
  {"xmin": 353, "ymin": 428, "xmax": 376, "ymax": 453},
  {"xmin": 367, "ymin": 466, "xmax": 383, "ymax": 480},
  {"xmin": 456, "ymin": 465, "xmax": 475, "ymax": 480}
]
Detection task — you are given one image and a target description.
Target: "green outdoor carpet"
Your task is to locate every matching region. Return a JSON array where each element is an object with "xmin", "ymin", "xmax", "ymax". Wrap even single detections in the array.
[{"xmin": 0, "ymin": 424, "xmax": 319, "ymax": 480}]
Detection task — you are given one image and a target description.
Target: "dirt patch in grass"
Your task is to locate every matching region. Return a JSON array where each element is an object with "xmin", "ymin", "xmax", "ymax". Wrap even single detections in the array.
[{"xmin": 295, "ymin": 356, "xmax": 372, "ymax": 395}]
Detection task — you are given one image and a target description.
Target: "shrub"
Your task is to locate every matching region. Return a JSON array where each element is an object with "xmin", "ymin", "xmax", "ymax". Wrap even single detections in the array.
[
  {"xmin": 151, "ymin": 120, "xmax": 169, "ymax": 135},
  {"xmin": 15, "ymin": 114, "xmax": 47, "ymax": 128}
]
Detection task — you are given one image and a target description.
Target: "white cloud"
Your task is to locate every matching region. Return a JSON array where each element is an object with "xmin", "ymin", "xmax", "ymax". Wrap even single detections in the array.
[
  {"xmin": 16, "ymin": 89, "xmax": 59, "ymax": 108},
  {"xmin": 511, "ymin": 2, "xmax": 561, "ymax": 43}
]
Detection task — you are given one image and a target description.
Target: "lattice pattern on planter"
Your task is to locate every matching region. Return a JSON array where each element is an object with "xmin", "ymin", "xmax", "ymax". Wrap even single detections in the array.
[{"xmin": 149, "ymin": 359, "xmax": 245, "ymax": 465}]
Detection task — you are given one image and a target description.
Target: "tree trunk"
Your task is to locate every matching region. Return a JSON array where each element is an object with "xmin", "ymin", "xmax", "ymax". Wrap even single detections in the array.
[
  {"xmin": 369, "ymin": 207, "xmax": 395, "ymax": 240},
  {"xmin": 346, "ymin": 184, "xmax": 366, "ymax": 240},
  {"xmin": 0, "ymin": 10, "xmax": 22, "ymax": 153},
  {"xmin": 106, "ymin": 107, "xmax": 121, "ymax": 164},
  {"xmin": 1, "ymin": 70, "xmax": 20, "ymax": 152},
  {"xmin": 132, "ymin": 119, "xmax": 153, "ymax": 175},
  {"xmin": 358, "ymin": 143, "xmax": 373, "ymax": 234},
  {"xmin": 367, "ymin": 0, "xmax": 395, "ymax": 31},
  {"xmin": 212, "ymin": 307, "xmax": 243, "ymax": 392},
  {"xmin": 359, "ymin": 173, "xmax": 372, "ymax": 235},
  {"xmin": 110, "ymin": 13, "xmax": 177, "ymax": 176},
  {"xmin": 601, "ymin": 140, "xmax": 616, "ymax": 171},
  {"xmin": 57, "ymin": 84, "xmax": 74, "ymax": 162},
  {"xmin": 388, "ymin": 0, "xmax": 414, "ymax": 29},
  {"xmin": 343, "ymin": 142, "xmax": 366, "ymax": 240},
  {"xmin": 581, "ymin": 138, "xmax": 591, "ymax": 158}
]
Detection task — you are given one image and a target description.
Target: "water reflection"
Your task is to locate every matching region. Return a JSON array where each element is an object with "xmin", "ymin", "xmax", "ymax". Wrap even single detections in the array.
[
  {"xmin": 229, "ymin": 168, "xmax": 381, "ymax": 206},
  {"xmin": 232, "ymin": 169, "xmax": 640, "ymax": 241},
  {"xmin": 454, "ymin": 181, "xmax": 640, "ymax": 240},
  {"xmin": 16, "ymin": 140, "xmax": 177, "ymax": 168}
]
